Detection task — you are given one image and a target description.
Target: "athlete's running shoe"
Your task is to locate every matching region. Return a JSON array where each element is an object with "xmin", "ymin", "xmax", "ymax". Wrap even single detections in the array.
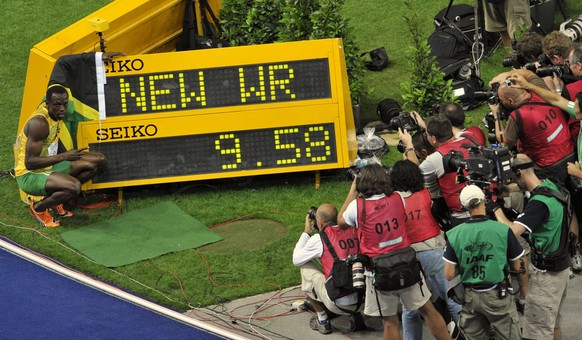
[
  {"xmin": 30, "ymin": 202, "xmax": 60, "ymax": 228},
  {"xmin": 51, "ymin": 204, "xmax": 73, "ymax": 218}
]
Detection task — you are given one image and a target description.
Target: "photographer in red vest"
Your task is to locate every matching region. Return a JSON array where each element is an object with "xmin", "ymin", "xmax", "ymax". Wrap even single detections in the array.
[
  {"xmin": 491, "ymin": 72, "xmax": 575, "ymax": 184},
  {"xmin": 400, "ymin": 114, "xmax": 472, "ymax": 227},
  {"xmin": 338, "ymin": 164, "xmax": 450, "ymax": 340},
  {"xmin": 292, "ymin": 204, "xmax": 362, "ymax": 335}
]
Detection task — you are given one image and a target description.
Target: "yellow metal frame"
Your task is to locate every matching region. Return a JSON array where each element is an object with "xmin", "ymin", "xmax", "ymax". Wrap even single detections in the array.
[
  {"xmin": 77, "ymin": 39, "xmax": 357, "ymax": 189},
  {"xmin": 17, "ymin": 0, "xmax": 356, "ymax": 194}
]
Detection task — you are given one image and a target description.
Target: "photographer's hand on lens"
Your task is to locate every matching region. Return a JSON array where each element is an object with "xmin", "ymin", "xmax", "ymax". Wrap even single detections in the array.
[
  {"xmin": 507, "ymin": 73, "xmax": 529, "ymax": 90},
  {"xmin": 488, "ymin": 102, "xmax": 501, "ymax": 118},
  {"xmin": 304, "ymin": 214, "xmax": 316, "ymax": 235},
  {"xmin": 102, "ymin": 52, "xmax": 125, "ymax": 61},
  {"xmin": 552, "ymin": 73, "xmax": 564, "ymax": 92},
  {"xmin": 410, "ymin": 111, "xmax": 426, "ymax": 130},
  {"xmin": 398, "ymin": 128, "xmax": 412, "ymax": 148},
  {"xmin": 485, "ymin": 198, "xmax": 501, "ymax": 215},
  {"xmin": 567, "ymin": 161, "xmax": 582, "ymax": 178}
]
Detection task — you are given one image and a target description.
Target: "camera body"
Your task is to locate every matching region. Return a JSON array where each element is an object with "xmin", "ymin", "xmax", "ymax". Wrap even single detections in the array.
[
  {"xmin": 308, "ymin": 206, "xmax": 318, "ymax": 229},
  {"xmin": 473, "ymin": 90, "xmax": 499, "ymax": 105},
  {"xmin": 536, "ymin": 60, "xmax": 571, "ymax": 78},
  {"xmin": 376, "ymin": 98, "xmax": 420, "ymax": 133},
  {"xmin": 389, "ymin": 111, "xmax": 420, "ymax": 133},
  {"xmin": 443, "ymin": 146, "xmax": 514, "ymax": 197},
  {"xmin": 473, "ymin": 82, "xmax": 504, "ymax": 106},
  {"xmin": 502, "ymin": 52, "xmax": 527, "ymax": 69},
  {"xmin": 345, "ymin": 162, "xmax": 391, "ymax": 181},
  {"xmin": 502, "ymin": 52, "xmax": 549, "ymax": 72}
]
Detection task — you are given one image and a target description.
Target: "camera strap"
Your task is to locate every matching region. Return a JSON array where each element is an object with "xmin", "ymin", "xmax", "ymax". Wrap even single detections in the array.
[
  {"xmin": 459, "ymin": 133, "xmax": 478, "ymax": 146},
  {"xmin": 319, "ymin": 227, "xmax": 340, "ymax": 262},
  {"xmin": 529, "ymin": 184, "xmax": 573, "ymax": 270}
]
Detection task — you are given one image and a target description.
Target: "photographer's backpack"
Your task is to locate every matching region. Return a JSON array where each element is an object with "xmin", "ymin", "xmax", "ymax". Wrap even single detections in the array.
[
  {"xmin": 428, "ymin": 4, "xmax": 486, "ymax": 111},
  {"xmin": 319, "ymin": 228, "xmax": 364, "ymax": 313},
  {"xmin": 527, "ymin": 185, "xmax": 576, "ymax": 271}
]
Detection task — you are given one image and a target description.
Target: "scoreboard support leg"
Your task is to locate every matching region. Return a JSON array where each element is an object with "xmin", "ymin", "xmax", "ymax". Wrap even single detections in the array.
[
  {"xmin": 117, "ymin": 187, "xmax": 124, "ymax": 213},
  {"xmin": 315, "ymin": 170, "xmax": 321, "ymax": 190}
]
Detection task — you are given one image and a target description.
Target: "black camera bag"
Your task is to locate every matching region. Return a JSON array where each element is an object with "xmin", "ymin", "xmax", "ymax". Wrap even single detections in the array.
[
  {"xmin": 325, "ymin": 260, "xmax": 354, "ymax": 301},
  {"xmin": 361, "ymin": 47, "xmax": 390, "ymax": 71},
  {"xmin": 372, "ymin": 246, "xmax": 422, "ymax": 292}
]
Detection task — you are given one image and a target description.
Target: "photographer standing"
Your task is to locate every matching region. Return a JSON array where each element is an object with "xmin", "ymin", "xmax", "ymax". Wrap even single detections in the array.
[
  {"xmin": 481, "ymin": 0, "xmax": 531, "ymax": 52},
  {"xmin": 542, "ymin": 31, "xmax": 573, "ymax": 67},
  {"xmin": 292, "ymin": 204, "xmax": 362, "ymax": 335},
  {"xmin": 399, "ymin": 114, "xmax": 471, "ymax": 227},
  {"xmin": 491, "ymin": 154, "xmax": 572, "ymax": 339},
  {"xmin": 439, "ymin": 102, "xmax": 486, "ymax": 146},
  {"xmin": 491, "ymin": 70, "xmax": 575, "ymax": 184},
  {"xmin": 444, "ymin": 185, "xmax": 525, "ymax": 340},
  {"xmin": 391, "ymin": 160, "xmax": 461, "ymax": 340},
  {"xmin": 338, "ymin": 164, "xmax": 451, "ymax": 340}
]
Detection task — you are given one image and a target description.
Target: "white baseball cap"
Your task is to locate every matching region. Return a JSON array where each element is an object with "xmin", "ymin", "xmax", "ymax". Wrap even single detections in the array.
[{"xmin": 459, "ymin": 185, "xmax": 485, "ymax": 209}]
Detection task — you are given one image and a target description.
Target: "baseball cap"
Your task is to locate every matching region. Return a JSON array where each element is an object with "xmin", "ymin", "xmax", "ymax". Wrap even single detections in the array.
[{"xmin": 459, "ymin": 185, "xmax": 485, "ymax": 209}]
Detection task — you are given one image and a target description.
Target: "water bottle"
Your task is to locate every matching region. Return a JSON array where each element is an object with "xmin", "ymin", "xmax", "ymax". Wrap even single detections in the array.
[
  {"xmin": 353, "ymin": 158, "xmax": 369, "ymax": 168},
  {"xmin": 458, "ymin": 64, "xmax": 471, "ymax": 80}
]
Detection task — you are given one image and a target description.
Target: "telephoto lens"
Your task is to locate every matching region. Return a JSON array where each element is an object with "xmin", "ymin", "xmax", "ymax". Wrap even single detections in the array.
[{"xmin": 351, "ymin": 261, "xmax": 365, "ymax": 289}]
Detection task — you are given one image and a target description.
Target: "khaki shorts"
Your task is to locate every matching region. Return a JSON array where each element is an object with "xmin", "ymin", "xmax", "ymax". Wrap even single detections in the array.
[
  {"xmin": 16, "ymin": 161, "xmax": 71, "ymax": 196},
  {"xmin": 483, "ymin": 0, "xmax": 532, "ymax": 38},
  {"xmin": 363, "ymin": 273, "xmax": 431, "ymax": 317},
  {"xmin": 523, "ymin": 265, "xmax": 569, "ymax": 338},
  {"xmin": 460, "ymin": 288, "xmax": 521, "ymax": 340},
  {"xmin": 300, "ymin": 262, "xmax": 359, "ymax": 316}
]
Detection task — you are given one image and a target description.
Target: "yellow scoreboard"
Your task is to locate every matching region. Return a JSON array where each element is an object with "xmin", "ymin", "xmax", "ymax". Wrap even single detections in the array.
[{"xmin": 78, "ymin": 38, "xmax": 357, "ymax": 189}]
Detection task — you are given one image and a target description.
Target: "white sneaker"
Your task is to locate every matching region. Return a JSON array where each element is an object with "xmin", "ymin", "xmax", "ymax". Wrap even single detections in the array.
[
  {"xmin": 447, "ymin": 320, "xmax": 461, "ymax": 340},
  {"xmin": 572, "ymin": 254, "xmax": 582, "ymax": 273}
]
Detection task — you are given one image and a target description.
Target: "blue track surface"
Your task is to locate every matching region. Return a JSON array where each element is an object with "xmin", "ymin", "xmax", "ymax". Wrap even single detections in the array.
[{"xmin": 0, "ymin": 246, "xmax": 221, "ymax": 339}]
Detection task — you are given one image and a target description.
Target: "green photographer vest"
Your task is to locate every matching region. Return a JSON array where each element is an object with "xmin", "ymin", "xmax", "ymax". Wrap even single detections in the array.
[
  {"xmin": 447, "ymin": 217, "xmax": 509, "ymax": 285},
  {"xmin": 528, "ymin": 180, "xmax": 564, "ymax": 256}
]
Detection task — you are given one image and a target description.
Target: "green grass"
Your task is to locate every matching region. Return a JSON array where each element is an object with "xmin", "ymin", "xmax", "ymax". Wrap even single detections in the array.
[{"xmin": 1, "ymin": 0, "xmax": 581, "ymax": 310}]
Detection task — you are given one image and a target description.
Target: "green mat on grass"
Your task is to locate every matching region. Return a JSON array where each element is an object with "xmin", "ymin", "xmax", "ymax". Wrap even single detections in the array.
[{"xmin": 60, "ymin": 202, "xmax": 222, "ymax": 267}]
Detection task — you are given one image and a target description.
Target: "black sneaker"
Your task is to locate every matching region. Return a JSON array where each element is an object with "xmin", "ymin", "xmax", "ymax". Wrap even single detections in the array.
[
  {"xmin": 348, "ymin": 312, "xmax": 366, "ymax": 332},
  {"xmin": 310, "ymin": 315, "xmax": 332, "ymax": 335}
]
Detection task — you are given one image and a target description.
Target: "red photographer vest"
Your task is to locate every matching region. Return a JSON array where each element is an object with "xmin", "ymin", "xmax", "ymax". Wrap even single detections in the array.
[
  {"xmin": 566, "ymin": 80, "xmax": 582, "ymax": 146},
  {"xmin": 511, "ymin": 93, "xmax": 573, "ymax": 167},
  {"xmin": 356, "ymin": 194, "xmax": 409, "ymax": 258},
  {"xmin": 437, "ymin": 138, "xmax": 470, "ymax": 212},
  {"xmin": 319, "ymin": 226, "xmax": 359, "ymax": 278},
  {"xmin": 403, "ymin": 189, "xmax": 441, "ymax": 243},
  {"xmin": 461, "ymin": 126, "xmax": 486, "ymax": 146}
]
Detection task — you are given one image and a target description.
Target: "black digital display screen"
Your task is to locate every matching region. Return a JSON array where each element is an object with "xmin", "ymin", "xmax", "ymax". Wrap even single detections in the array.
[
  {"xmin": 104, "ymin": 59, "xmax": 331, "ymax": 116},
  {"xmin": 90, "ymin": 123, "xmax": 337, "ymax": 183}
]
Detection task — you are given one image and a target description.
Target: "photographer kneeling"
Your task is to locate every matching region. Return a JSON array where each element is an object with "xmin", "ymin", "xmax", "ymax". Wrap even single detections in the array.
[
  {"xmin": 491, "ymin": 154, "xmax": 573, "ymax": 339},
  {"xmin": 292, "ymin": 204, "xmax": 363, "ymax": 335}
]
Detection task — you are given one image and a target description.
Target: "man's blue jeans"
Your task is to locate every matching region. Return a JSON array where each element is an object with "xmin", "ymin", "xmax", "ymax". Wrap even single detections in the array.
[{"xmin": 402, "ymin": 247, "xmax": 461, "ymax": 340}]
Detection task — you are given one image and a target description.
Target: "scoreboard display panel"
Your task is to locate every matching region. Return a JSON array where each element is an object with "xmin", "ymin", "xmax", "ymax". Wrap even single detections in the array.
[{"xmin": 77, "ymin": 38, "xmax": 357, "ymax": 189}]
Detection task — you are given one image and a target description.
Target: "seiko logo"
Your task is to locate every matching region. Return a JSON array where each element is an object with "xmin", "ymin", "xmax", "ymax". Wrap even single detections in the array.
[
  {"xmin": 105, "ymin": 59, "xmax": 144, "ymax": 73},
  {"xmin": 96, "ymin": 124, "xmax": 158, "ymax": 141}
]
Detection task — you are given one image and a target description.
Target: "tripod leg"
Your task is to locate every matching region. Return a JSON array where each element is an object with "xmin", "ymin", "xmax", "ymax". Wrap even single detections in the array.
[{"xmin": 556, "ymin": 0, "xmax": 569, "ymax": 21}]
